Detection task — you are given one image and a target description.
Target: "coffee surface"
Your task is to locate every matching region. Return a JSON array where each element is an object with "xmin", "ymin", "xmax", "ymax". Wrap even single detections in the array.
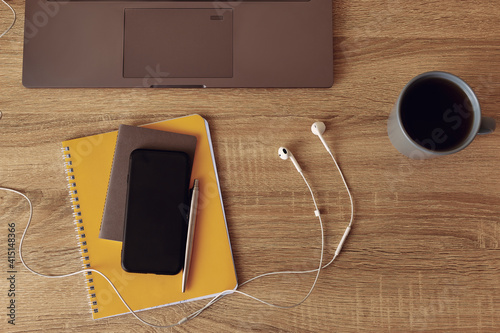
[{"xmin": 400, "ymin": 77, "xmax": 474, "ymax": 151}]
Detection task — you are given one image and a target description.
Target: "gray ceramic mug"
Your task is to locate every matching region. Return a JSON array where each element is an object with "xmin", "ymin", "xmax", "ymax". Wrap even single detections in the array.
[{"xmin": 388, "ymin": 71, "xmax": 496, "ymax": 159}]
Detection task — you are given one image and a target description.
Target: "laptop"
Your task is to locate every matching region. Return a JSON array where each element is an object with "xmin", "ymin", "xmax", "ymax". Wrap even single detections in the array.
[{"xmin": 22, "ymin": 0, "xmax": 333, "ymax": 88}]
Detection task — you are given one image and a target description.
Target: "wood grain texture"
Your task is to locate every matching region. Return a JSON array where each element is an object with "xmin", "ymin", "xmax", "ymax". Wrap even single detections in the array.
[{"xmin": 0, "ymin": 0, "xmax": 499, "ymax": 332}]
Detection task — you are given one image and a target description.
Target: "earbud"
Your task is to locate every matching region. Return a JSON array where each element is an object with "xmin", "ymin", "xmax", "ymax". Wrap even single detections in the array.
[
  {"xmin": 311, "ymin": 121, "xmax": 325, "ymax": 136},
  {"xmin": 311, "ymin": 122, "xmax": 331, "ymax": 153},
  {"xmin": 278, "ymin": 147, "xmax": 302, "ymax": 173}
]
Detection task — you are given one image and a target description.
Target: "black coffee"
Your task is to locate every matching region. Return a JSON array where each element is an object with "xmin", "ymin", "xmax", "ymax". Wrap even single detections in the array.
[{"xmin": 400, "ymin": 77, "xmax": 474, "ymax": 151}]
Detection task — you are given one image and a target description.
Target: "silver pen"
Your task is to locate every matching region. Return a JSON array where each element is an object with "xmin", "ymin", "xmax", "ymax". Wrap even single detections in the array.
[{"xmin": 182, "ymin": 179, "xmax": 199, "ymax": 293}]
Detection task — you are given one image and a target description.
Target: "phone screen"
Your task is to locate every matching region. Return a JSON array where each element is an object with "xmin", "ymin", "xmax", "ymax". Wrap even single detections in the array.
[{"xmin": 122, "ymin": 149, "xmax": 191, "ymax": 275}]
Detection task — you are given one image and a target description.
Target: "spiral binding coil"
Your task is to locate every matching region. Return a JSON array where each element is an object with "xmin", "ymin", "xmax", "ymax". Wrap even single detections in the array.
[{"xmin": 62, "ymin": 146, "xmax": 98, "ymax": 315}]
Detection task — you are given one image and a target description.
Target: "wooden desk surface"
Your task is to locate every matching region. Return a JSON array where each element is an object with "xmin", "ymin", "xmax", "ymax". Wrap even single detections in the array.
[{"xmin": 1, "ymin": 1, "xmax": 499, "ymax": 332}]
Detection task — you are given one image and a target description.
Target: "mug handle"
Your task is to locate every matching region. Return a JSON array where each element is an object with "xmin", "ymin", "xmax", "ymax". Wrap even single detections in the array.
[{"xmin": 478, "ymin": 116, "xmax": 496, "ymax": 135}]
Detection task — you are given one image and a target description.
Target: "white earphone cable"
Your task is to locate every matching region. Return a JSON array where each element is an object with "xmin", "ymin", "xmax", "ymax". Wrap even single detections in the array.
[
  {"xmin": 0, "ymin": 0, "xmax": 16, "ymax": 39},
  {"xmin": 322, "ymin": 149, "xmax": 353, "ymax": 268},
  {"xmin": 235, "ymin": 170, "xmax": 324, "ymax": 309}
]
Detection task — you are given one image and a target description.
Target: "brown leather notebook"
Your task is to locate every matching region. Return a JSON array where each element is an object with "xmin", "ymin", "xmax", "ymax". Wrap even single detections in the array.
[{"xmin": 99, "ymin": 125, "xmax": 197, "ymax": 241}]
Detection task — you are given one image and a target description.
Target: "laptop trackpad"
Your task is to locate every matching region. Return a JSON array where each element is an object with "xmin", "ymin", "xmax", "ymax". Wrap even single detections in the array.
[{"xmin": 123, "ymin": 9, "xmax": 233, "ymax": 79}]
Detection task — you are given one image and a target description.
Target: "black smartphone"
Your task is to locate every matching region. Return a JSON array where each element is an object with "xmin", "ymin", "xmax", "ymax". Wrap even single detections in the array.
[{"xmin": 122, "ymin": 149, "xmax": 191, "ymax": 275}]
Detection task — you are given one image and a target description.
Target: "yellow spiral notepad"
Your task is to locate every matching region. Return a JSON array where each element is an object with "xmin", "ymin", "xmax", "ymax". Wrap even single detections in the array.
[{"xmin": 61, "ymin": 114, "xmax": 237, "ymax": 319}]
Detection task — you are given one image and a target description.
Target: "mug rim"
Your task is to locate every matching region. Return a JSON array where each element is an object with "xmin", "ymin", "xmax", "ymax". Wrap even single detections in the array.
[{"xmin": 395, "ymin": 71, "xmax": 482, "ymax": 156}]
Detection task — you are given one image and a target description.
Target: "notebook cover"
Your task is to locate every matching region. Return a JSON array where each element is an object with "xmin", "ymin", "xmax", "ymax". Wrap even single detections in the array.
[
  {"xmin": 61, "ymin": 114, "xmax": 237, "ymax": 319},
  {"xmin": 100, "ymin": 125, "xmax": 197, "ymax": 241}
]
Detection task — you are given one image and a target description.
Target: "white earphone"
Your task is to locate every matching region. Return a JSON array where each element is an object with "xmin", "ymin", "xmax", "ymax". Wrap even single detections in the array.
[
  {"xmin": 279, "ymin": 121, "xmax": 352, "ymax": 256},
  {"xmin": 0, "ymin": 121, "xmax": 354, "ymax": 329},
  {"xmin": 311, "ymin": 121, "xmax": 332, "ymax": 153},
  {"xmin": 278, "ymin": 121, "xmax": 331, "ymax": 174},
  {"xmin": 278, "ymin": 147, "xmax": 302, "ymax": 173}
]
